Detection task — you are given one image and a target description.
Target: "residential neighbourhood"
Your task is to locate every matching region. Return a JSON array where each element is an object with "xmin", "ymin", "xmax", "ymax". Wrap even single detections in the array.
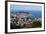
[{"xmin": 10, "ymin": 12, "xmax": 41, "ymax": 29}]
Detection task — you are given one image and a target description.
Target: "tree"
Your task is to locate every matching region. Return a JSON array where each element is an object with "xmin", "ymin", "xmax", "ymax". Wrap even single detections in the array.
[{"xmin": 32, "ymin": 20, "xmax": 41, "ymax": 28}]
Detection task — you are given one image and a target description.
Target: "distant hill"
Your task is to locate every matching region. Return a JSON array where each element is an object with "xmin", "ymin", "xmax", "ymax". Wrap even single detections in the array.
[
  {"xmin": 10, "ymin": 11, "xmax": 30, "ymax": 14},
  {"xmin": 10, "ymin": 10, "xmax": 41, "ymax": 18}
]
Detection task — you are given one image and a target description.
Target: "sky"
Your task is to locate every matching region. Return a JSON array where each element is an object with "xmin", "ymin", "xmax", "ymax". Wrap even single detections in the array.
[{"xmin": 10, "ymin": 4, "xmax": 42, "ymax": 12}]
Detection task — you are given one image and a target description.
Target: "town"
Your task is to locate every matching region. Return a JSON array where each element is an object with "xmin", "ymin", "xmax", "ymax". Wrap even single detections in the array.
[{"xmin": 10, "ymin": 12, "xmax": 42, "ymax": 29}]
